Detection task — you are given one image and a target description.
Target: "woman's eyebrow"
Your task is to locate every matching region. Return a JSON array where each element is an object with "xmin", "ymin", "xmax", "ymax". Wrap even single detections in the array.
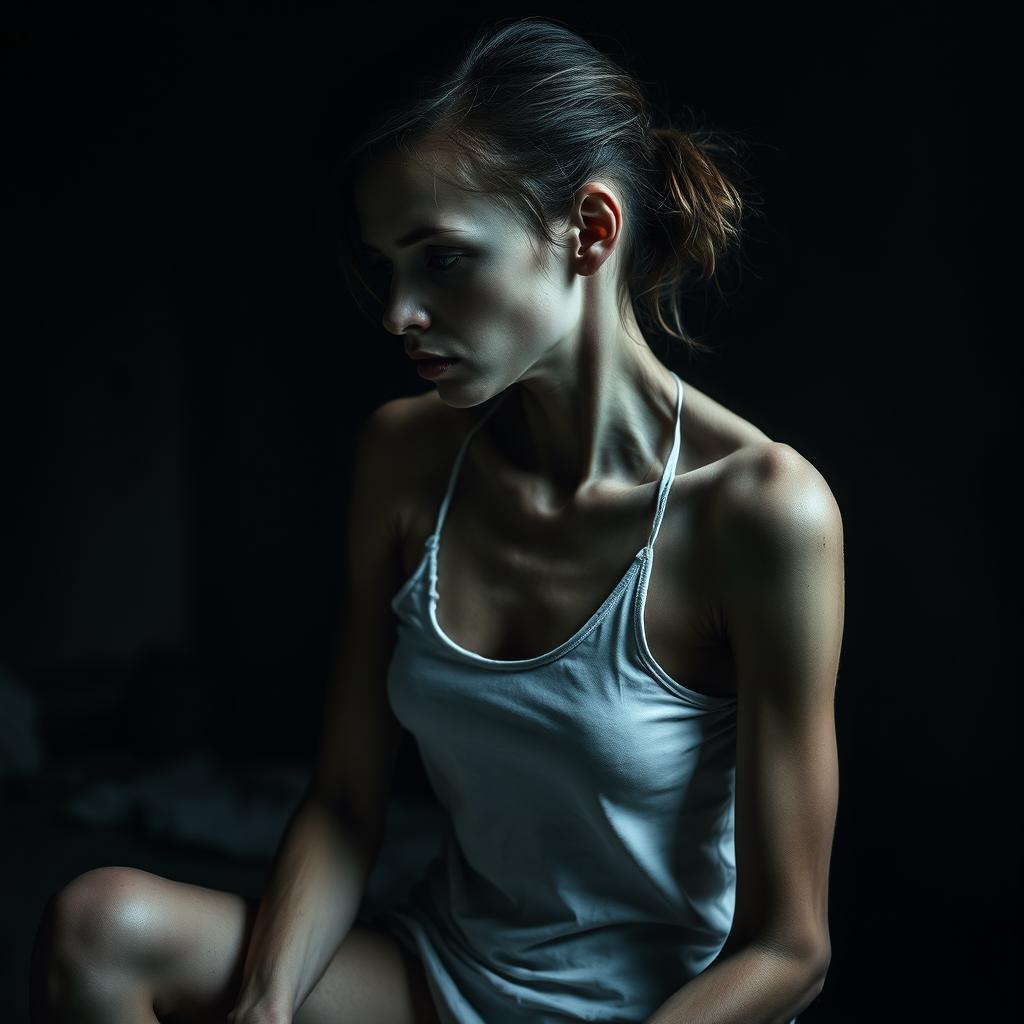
[{"xmin": 360, "ymin": 226, "xmax": 467, "ymax": 253}]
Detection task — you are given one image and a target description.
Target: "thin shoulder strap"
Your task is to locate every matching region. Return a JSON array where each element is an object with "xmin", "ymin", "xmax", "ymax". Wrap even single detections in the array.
[
  {"xmin": 431, "ymin": 389, "xmax": 512, "ymax": 542},
  {"xmin": 645, "ymin": 371, "xmax": 685, "ymax": 552}
]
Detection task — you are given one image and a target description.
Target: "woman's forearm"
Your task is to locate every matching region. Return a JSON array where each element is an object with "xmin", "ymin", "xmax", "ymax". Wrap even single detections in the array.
[{"xmin": 234, "ymin": 793, "xmax": 385, "ymax": 1017}]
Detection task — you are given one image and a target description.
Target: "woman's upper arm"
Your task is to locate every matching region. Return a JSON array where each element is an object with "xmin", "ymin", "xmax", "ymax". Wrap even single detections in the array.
[
  {"xmin": 711, "ymin": 441, "xmax": 842, "ymax": 967},
  {"xmin": 308, "ymin": 397, "xmax": 414, "ymax": 845}
]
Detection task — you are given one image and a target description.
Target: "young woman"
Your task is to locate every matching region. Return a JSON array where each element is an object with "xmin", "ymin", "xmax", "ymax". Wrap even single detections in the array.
[{"xmin": 31, "ymin": 17, "xmax": 842, "ymax": 1024}]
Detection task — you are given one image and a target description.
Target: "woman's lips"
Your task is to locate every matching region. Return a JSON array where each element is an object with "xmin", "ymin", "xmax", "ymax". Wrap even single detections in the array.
[{"xmin": 416, "ymin": 357, "xmax": 460, "ymax": 379}]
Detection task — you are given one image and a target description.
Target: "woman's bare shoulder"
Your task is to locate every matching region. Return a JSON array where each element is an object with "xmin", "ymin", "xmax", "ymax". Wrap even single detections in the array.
[
  {"xmin": 374, "ymin": 391, "xmax": 479, "ymax": 488},
  {"xmin": 676, "ymin": 380, "xmax": 832, "ymax": 512},
  {"xmin": 394, "ymin": 390, "xmax": 477, "ymax": 445}
]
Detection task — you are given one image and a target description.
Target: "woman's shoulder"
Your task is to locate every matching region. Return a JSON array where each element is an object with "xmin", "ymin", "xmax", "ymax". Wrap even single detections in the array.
[
  {"xmin": 391, "ymin": 389, "xmax": 480, "ymax": 450},
  {"xmin": 371, "ymin": 390, "xmax": 481, "ymax": 496},
  {"xmin": 679, "ymin": 381, "xmax": 835, "ymax": 529},
  {"xmin": 706, "ymin": 432, "xmax": 840, "ymax": 572},
  {"xmin": 365, "ymin": 389, "xmax": 466, "ymax": 440}
]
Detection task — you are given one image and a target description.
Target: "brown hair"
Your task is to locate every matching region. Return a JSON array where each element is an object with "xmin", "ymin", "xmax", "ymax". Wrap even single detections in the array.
[{"xmin": 334, "ymin": 16, "xmax": 756, "ymax": 358}]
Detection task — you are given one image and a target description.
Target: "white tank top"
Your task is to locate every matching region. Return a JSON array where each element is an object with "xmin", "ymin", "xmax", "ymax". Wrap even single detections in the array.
[{"xmin": 368, "ymin": 372, "xmax": 796, "ymax": 1024}]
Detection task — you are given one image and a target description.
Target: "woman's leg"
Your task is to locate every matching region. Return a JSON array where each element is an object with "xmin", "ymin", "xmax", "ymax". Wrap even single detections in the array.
[{"xmin": 30, "ymin": 865, "xmax": 441, "ymax": 1024}]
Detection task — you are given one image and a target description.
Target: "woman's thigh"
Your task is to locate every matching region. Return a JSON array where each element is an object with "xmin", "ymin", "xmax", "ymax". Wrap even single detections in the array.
[{"xmin": 46, "ymin": 865, "xmax": 440, "ymax": 1024}]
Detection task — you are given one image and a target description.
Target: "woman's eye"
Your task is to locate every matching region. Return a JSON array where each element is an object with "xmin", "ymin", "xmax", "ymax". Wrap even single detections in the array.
[
  {"xmin": 365, "ymin": 251, "xmax": 464, "ymax": 276},
  {"xmin": 426, "ymin": 252, "xmax": 463, "ymax": 271}
]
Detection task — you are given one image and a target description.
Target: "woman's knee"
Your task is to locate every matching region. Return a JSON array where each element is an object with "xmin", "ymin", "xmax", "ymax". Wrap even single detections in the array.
[
  {"xmin": 31, "ymin": 866, "xmax": 172, "ymax": 1022},
  {"xmin": 48, "ymin": 866, "xmax": 162, "ymax": 969}
]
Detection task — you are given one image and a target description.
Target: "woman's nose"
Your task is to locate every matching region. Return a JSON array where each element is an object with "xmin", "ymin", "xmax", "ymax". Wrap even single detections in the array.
[{"xmin": 381, "ymin": 289, "xmax": 429, "ymax": 336}]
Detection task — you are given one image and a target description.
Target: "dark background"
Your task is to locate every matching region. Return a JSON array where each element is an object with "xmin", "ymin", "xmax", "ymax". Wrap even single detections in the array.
[{"xmin": 1, "ymin": 3, "xmax": 1011, "ymax": 1021}]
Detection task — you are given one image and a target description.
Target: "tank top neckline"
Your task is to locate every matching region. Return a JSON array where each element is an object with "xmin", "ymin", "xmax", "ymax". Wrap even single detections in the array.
[{"xmin": 419, "ymin": 372, "xmax": 686, "ymax": 670}]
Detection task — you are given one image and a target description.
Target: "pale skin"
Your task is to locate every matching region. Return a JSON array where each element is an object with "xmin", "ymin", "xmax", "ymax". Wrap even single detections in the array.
[{"xmin": 30, "ymin": 148, "xmax": 841, "ymax": 1023}]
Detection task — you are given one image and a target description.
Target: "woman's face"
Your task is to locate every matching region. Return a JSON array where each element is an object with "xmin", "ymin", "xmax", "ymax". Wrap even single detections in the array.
[{"xmin": 352, "ymin": 151, "xmax": 602, "ymax": 406}]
